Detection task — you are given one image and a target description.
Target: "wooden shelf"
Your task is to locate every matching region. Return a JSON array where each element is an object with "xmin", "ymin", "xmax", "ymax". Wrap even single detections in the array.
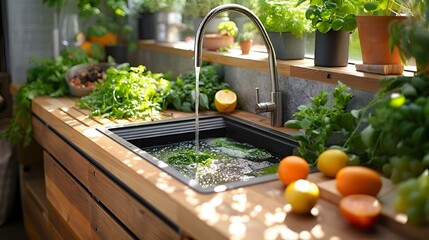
[{"xmin": 138, "ymin": 40, "xmax": 415, "ymax": 92}]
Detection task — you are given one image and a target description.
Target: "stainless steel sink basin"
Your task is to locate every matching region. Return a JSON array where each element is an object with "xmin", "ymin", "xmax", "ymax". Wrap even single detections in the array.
[{"xmin": 98, "ymin": 115, "xmax": 312, "ymax": 193}]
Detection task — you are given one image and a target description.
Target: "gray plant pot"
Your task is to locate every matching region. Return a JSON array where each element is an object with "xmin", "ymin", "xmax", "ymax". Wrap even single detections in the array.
[
  {"xmin": 193, "ymin": 16, "xmax": 229, "ymax": 34},
  {"xmin": 267, "ymin": 31, "xmax": 306, "ymax": 60},
  {"xmin": 314, "ymin": 30, "xmax": 350, "ymax": 67},
  {"xmin": 155, "ymin": 11, "xmax": 184, "ymax": 43}
]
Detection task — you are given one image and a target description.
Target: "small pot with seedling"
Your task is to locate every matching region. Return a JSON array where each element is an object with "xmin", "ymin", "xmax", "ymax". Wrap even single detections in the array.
[{"xmin": 203, "ymin": 20, "xmax": 238, "ymax": 51}]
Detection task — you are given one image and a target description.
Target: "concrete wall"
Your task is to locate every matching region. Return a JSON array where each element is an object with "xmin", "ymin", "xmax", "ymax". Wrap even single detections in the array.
[{"xmin": 132, "ymin": 49, "xmax": 375, "ymax": 122}]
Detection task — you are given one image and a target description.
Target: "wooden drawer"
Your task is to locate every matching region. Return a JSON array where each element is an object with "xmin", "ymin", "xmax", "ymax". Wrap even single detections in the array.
[{"xmin": 44, "ymin": 152, "xmax": 134, "ymax": 240}]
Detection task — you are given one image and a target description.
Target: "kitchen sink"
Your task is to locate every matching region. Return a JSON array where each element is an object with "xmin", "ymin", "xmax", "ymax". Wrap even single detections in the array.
[{"xmin": 98, "ymin": 115, "xmax": 312, "ymax": 193}]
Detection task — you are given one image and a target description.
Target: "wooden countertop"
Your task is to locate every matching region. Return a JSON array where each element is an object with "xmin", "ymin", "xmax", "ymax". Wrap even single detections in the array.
[{"xmin": 32, "ymin": 96, "xmax": 421, "ymax": 240}]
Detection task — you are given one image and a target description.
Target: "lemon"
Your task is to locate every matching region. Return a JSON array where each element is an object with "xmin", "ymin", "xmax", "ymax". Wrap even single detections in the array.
[
  {"xmin": 317, "ymin": 149, "xmax": 349, "ymax": 178},
  {"xmin": 214, "ymin": 89, "xmax": 237, "ymax": 113},
  {"xmin": 285, "ymin": 179, "xmax": 320, "ymax": 214}
]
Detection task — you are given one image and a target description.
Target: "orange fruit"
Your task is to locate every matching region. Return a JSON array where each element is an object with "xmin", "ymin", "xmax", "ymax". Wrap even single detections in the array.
[
  {"xmin": 89, "ymin": 32, "xmax": 118, "ymax": 46},
  {"xmin": 214, "ymin": 89, "xmax": 237, "ymax": 113},
  {"xmin": 317, "ymin": 149, "xmax": 349, "ymax": 178},
  {"xmin": 339, "ymin": 194, "xmax": 381, "ymax": 229},
  {"xmin": 336, "ymin": 166, "xmax": 382, "ymax": 197},
  {"xmin": 277, "ymin": 155, "xmax": 310, "ymax": 185},
  {"xmin": 80, "ymin": 41, "xmax": 93, "ymax": 55},
  {"xmin": 285, "ymin": 179, "xmax": 320, "ymax": 214}
]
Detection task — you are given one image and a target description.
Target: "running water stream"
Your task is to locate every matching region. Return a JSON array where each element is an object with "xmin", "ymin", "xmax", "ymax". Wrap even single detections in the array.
[{"xmin": 195, "ymin": 66, "xmax": 201, "ymax": 153}]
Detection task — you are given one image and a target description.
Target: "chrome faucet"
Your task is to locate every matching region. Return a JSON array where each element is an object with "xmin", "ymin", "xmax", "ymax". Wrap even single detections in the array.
[{"xmin": 194, "ymin": 4, "xmax": 283, "ymax": 127}]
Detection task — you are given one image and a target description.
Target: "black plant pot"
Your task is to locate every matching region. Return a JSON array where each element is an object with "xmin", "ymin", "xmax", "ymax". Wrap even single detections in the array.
[
  {"xmin": 314, "ymin": 30, "xmax": 349, "ymax": 67},
  {"xmin": 138, "ymin": 13, "xmax": 156, "ymax": 40},
  {"xmin": 105, "ymin": 45, "xmax": 128, "ymax": 64},
  {"xmin": 268, "ymin": 31, "xmax": 306, "ymax": 60}
]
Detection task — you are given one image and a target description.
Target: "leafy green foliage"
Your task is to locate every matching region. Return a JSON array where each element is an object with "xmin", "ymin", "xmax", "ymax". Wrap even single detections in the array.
[
  {"xmin": 255, "ymin": 0, "xmax": 313, "ymax": 37},
  {"xmin": 1, "ymin": 48, "xmax": 97, "ymax": 146},
  {"xmin": 297, "ymin": 0, "xmax": 359, "ymax": 33},
  {"xmin": 77, "ymin": 65, "xmax": 171, "ymax": 120},
  {"xmin": 284, "ymin": 82, "xmax": 356, "ymax": 164},
  {"xmin": 346, "ymin": 73, "xmax": 429, "ymax": 184},
  {"xmin": 169, "ymin": 64, "xmax": 229, "ymax": 112},
  {"xmin": 167, "ymin": 150, "xmax": 213, "ymax": 167},
  {"xmin": 217, "ymin": 21, "xmax": 238, "ymax": 37}
]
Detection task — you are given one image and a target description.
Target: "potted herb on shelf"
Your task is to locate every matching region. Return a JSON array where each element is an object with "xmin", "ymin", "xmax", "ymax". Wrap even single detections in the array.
[
  {"xmin": 203, "ymin": 20, "xmax": 238, "ymax": 51},
  {"xmin": 389, "ymin": 0, "xmax": 429, "ymax": 73},
  {"xmin": 238, "ymin": 31, "xmax": 254, "ymax": 55},
  {"xmin": 133, "ymin": 0, "xmax": 186, "ymax": 43},
  {"xmin": 80, "ymin": 0, "xmax": 136, "ymax": 63},
  {"xmin": 183, "ymin": 0, "xmax": 232, "ymax": 33},
  {"xmin": 355, "ymin": 0, "xmax": 411, "ymax": 71},
  {"xmin": 297, "ymin": 0, "xmax": 359, "ymax": 66},
  {"xmin": 255, "ymin": 0, "xmax": 313, "ymax": 60}
]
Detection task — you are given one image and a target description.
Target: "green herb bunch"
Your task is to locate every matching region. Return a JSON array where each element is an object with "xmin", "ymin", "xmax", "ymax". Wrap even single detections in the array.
[
  {"xmin": 78, "ymin": 65, "xmax": 171, "ymax": 120},
  {"xmin": 170, "ymin": 64, "xmax": 229, "ymax": 112},
  {"xmin": 1, "ymin": 48, "xmax": 96, "ymax": 146},
  {"xmin": 285, "ymin": 82, "xmax": 356, "ymax": 164}
]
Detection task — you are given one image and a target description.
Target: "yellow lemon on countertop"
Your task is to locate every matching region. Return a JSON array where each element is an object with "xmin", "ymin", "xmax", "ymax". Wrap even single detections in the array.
[
  {"xmin": 285, "ymin": 179, "xmax": 320, "ymax": 214},
  {"xmin": 317, "ymin": 148, "xmax": 349, "ymax": 178},
  {"xmin": 214, "ymin": 89, "xmax": 237, "ymax": 113}
]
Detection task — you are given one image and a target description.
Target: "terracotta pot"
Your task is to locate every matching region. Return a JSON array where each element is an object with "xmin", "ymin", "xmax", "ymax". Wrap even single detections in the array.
[
  {"xmin": 357, "ymin": 16, "xmax": 407, "ymax": 65},
  {"xmin": 203, "ymin": 34, "xmax": 234, "ymax": 51},
  {"xmin": 239, "ymin": 40, "xmax": 253, "ymax": 55}
]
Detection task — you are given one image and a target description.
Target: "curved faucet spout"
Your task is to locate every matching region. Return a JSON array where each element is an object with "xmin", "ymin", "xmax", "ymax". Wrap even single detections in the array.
[{"xmin": 194, "ymin": 4, "xmax": 283, "ymax": 126}]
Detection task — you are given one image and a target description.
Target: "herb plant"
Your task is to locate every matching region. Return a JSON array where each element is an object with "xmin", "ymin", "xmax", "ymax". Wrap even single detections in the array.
[
  {"xmin": 1, "ymin": 48, "xmax": 97, "ymax": 146},
  {"xmin": 170, "ymin": 64, "xmax": 230, "ymax": 112},
  {"xmin": 77, "ymin": 65, "xmax": 171, "ymax": 120},
  {"xmin": 255, "ymin": 0, "xmax": 313, "ymax": 38},
  {"xmin": 284, "ymin": 82, "xmax": 356, "ymax": 164},
  {"xmin": 297, "ymin": 0, "xmax": 359, "ymax": 33}
]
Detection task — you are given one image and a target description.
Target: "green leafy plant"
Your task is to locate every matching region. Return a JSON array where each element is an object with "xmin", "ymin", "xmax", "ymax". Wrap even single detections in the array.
[
  {"xmin": 77, "ymin": 65, "xmax": 171, "ymax": 120},
  {"xmin": 255, "ymin": 0, "xmax": 313, "ymax": 38},
  {"xmin": 170, "ymin": 64, "xmax": 229, "ymax": 112},
  {"xmin": 217, "ymin": 21, "xmax": 239, "ymax": 37},
  {"xmin": 284, "ymin": 82, "xmax": 356, "ymax": 164},
  {"xmin": 1, "ymin": 48, "xmax": 97, "ymax": 146},
  {"xmin": 238, "ymin": 22, "xmax": 257, "ymax": 41},
  {"xmin": 133, "ymin": 0, "xmax": 186, "ymax": 13},
  {"xmin": 360, "ymin": 0, "xmax": 410, "ymax": 16},
  {"xmin": 183, "ymin": 0, "xmax": 231, "ymax": 18},
  {"xmin": 297, "ymin": 0, "xmax": 359, "ymax": 33},
  {"xmin": 389, "ymin": 0, "xmax": 429, "ymax": 71}
]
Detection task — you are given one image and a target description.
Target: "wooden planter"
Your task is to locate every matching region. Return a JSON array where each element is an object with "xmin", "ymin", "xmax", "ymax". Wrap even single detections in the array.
[{"xmin": 203, "ymin": 34, "xmax": 234, "ymax": 51}]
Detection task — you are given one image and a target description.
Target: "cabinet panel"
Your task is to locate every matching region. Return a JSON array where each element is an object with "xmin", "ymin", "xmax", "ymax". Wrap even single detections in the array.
[
  {"xmin": 44, "ymin": 152, "xmax": 133, "ymax": 240},
  {"xmin": 89, "ymin": 164, "xmax": 181, "ymax": 240}
]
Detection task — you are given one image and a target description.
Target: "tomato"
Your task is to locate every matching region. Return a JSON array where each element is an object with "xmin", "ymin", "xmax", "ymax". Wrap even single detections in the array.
[
  {"xmin": 336, "ymin": 166, "xmax": 382, "ymax": 197},
  {"xmin": 339, "ymin": 194, "xmax": 381, "ymax": 229}
]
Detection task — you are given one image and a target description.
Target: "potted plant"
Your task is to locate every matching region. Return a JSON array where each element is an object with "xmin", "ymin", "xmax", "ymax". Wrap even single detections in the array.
[
  {"xmin": 78, "ymin": 0, "xmax": 136, "ymax": 63},
  {"xmin": 255, "ymin": 0, "xmax": 313, "ymax": 60},
  {"xmin": 238, "ymin": 31, "xmax": 255, "ymax": 55},
  {"xmin": 133, "ymin": 0, "xmax": 186, "ymax": 43},
  {"xmin": 355, "ymin": 0, "xmax": 411, "ymax": 70},
  {"xmin": 298, "ymin": 0, "xmax": 359, "ymax": 66},
  {"xmin": 389, "ymin": 0, "xmax": 428, "ymax": 73},
  {"xmin": 183, "ymin": 0, "xmax": 232, "ymax": 33},
  {"xmin": 203, "ymin": 20, "xmax": 238, "ymax": 51}
]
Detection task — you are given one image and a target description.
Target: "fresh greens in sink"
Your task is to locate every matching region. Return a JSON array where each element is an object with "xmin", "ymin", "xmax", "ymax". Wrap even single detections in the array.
[{"xmin": 145, "ymin": 137, "xmax": 278, "ymax": 188}]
